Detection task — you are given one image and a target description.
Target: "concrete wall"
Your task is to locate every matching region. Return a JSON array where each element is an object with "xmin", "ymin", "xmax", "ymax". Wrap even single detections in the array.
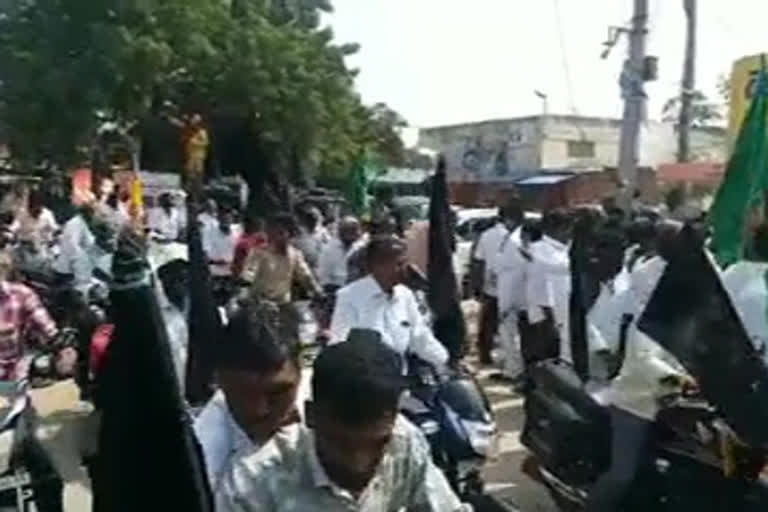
[
  {"xmin": 419, "ymin": 115, "xmax": 727, "ymax": 183},
  {"xmin": 419, "ymin": 117, "xmax": 541, "ymax": 183}
]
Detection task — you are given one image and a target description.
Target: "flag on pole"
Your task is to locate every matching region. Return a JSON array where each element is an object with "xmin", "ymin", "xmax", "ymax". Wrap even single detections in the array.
[
  {"xmin": 711, "ymin": 55, "xmax": 768, "ymax": 266},
  {"xmin": 427, "ymin": 155, "xmax": 466, "ymax": 361},
  {"xmin": 638, "ymin": 226, "xmax": 768, "ymax": 446},
  {"xmin": 94, "ymin": 229, "xmax": 213, "ymax": 512},
  {"xmin": 346, "ymin": 151, "xmax": 381, "ymax": 217},
  {"xmin": 185, "ymin": 199, "xmax": 223, "ymax": 405}
]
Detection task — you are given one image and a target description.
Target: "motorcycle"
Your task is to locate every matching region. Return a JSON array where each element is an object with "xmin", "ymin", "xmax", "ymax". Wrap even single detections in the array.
[
  {"xmin": 0, "ymin": 338, "xmax": 77, "ymax": 512},
  {"xmin": 400, "ymin": 356, "xmax": 498, "ymax": 500},
  {"xmin": 521, "ymin": 243, "xmax": 768, "ymax": 511},
  {"xmin": 522, "ymin": 361, "xmax": 768, "ymax": 511}
]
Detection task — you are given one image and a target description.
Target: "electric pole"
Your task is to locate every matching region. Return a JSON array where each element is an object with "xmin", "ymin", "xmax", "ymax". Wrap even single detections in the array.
[
  {"xmin": 617, "ymin": 0, "xmax": 649, "ymax": 210},
  {"xmin": 678, "ymin": 0, "xmax": 697, "ymax": 162}
]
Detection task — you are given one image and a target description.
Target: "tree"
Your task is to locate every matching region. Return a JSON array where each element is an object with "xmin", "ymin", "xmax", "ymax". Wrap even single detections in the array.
[
  {"xmin": 716, "ymin": 73, "xmax": 730, "ymax": 104},
  {"xmin": 0, "ymin": 0, "xmax": 403, "ymax": 214},
  {"xmin": 662, "ymin": 90, "xmax": 723, "ymax": 127}
]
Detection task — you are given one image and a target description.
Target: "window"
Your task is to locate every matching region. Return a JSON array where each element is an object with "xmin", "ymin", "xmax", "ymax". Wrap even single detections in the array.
[{"xmin": 567, "ymin": 140, "xmax": 595, "ymax": 158}]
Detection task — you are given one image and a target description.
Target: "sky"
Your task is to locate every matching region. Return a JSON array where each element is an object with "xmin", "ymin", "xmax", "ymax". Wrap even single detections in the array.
[{"xmin": 326, "ymin": 0, "xmax": 768, "ymax": 131}]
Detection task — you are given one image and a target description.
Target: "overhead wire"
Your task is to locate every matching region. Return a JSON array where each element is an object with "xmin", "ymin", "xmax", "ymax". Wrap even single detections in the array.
[{"xmin": 552, "ymin": 0, "xmax": 579, "ymax": 116}]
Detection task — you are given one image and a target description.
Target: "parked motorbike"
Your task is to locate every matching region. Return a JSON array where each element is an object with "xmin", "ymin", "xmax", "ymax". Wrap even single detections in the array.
[{"xmin": 400, "ymin": 356, "xmax": 497, "ymax": 499}]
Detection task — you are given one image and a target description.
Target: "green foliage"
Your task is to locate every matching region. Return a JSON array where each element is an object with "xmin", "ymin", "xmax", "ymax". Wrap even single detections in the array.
[
  {"xmin": 0, "ymin": 0, "xmax": 406, "ymax": 182},
  {"xmin": 662, "ymin": 90, "xmax": 723, "ymax": 127}
]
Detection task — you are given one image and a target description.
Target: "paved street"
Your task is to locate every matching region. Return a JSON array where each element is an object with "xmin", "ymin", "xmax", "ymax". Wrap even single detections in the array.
[
  {"xmin": 461, "ymin": 301, "xmax": 557, "ymax": 512},
  {"xmin": 477, "ymin": 368, "xmax": 557, "ymax": 512}
]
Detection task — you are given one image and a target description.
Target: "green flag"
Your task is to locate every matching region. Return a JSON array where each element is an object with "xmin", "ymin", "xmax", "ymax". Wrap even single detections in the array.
[
  {"xmin": 346, "ymin": 151, "xmax": 381, "ymax": 217},
  {"xmin": 711, "ymin": 56, "xmax": 768, "ymax": 266}
]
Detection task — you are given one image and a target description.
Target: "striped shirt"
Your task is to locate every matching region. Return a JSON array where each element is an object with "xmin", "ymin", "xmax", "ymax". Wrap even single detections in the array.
[
  {"xmin": 0, "ymin": 282, "xmax": 57, "ymax": 379},
  {"xmin": 215, "ymin": 416, "xmax": 470, "ymax": 512}
]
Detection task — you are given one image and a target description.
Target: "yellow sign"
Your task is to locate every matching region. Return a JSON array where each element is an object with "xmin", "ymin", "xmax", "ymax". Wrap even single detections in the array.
[{"xmin": 729, "ymin": 54, "xmax": 764, "ymax": 147}]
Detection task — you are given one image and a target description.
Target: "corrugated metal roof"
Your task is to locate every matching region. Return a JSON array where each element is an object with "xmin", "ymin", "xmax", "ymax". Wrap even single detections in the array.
[{"xmin": 516, "ymin": 174, "xmax": 574, "ymax": 185}]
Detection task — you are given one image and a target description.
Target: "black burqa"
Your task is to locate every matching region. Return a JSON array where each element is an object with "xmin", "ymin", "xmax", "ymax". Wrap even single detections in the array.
[
  {"xmin": 427, "ymin": 156, "xmax": 466, "ymax": 361},
  {"xmin": 93, "ymin": 230, "xmax": 213, "ymax": 512},
  {"xmin": 185, "ymin": 200, "xmax": 222, "ymax": 405},
  {"xmin": 638, "ymin": 226, "xmax": 768, "ymax": 446}
]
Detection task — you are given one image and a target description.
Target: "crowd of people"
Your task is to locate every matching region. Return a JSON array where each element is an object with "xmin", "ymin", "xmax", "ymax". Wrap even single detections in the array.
[
  {"xmin": 0, "ymin": 179, "xmax": 765, "ymax": 512},
  {"xmin": 470, "ymin": 199, "xmax": 767, "ymax": 511},
  {"xmin": 0, "ymin": 183, "xmax": 468, "ymax": 511}
]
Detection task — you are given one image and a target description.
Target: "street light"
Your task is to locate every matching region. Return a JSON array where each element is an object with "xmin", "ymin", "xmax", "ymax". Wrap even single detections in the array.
[{"xmin": 534, "ymin": 90, "xmax": 548, "ymax": 115}]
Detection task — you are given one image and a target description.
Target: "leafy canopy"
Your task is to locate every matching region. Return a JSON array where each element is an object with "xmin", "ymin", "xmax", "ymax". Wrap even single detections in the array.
[{"xmin": 0, "ymin": 0, "xmax": 406, "ymax": 179}]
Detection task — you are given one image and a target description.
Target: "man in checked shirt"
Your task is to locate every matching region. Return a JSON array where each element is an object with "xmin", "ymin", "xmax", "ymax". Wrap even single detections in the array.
[
  {"xmin": 216, "ymin": 332, "xmax": 471, "ymax": 512},
  {"xmin": 0, "ymin": 251, "xmax": 73, "ymax": 380}
]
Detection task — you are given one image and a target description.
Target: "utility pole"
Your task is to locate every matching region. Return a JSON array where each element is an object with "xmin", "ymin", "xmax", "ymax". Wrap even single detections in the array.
[
  {"xmin": 617, "ymin": 0, "xmax": 649, "ymax": 211},
  {"xmin": 678, "ymin": 0, "xmax": 697, "ymax": 162}
]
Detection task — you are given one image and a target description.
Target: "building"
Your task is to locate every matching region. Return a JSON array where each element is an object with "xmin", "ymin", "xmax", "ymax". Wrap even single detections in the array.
[{"xmin": 418, "ymin": 115, "xmax": 726, "ymax": 184}]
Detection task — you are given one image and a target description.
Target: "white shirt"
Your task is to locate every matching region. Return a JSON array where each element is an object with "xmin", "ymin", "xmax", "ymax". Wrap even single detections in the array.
[
  {"xmin": 148, "ymin": 207, "xmax": 183, "ymax": 241},
  {"xmin": 194, "ymin": 371, "xmax": 312, "ymax": 488},
  {"xmin": 52, "ymin": 215, "xmax": 95, "ymax": 290},
  {"xmin": 316, "ymin": 238, "xmax": 365, "ymax": 287},
  {"xmin": 588, "ymin": 274, "xmax": 631, "ymax": 354},
  {"xmin": 294, "ymin": 227, "xmax": 330, "ymax": 270},
  {"xmin": 202, "ymin": 224, "xmax": 240, "ymax": 277},
  {"xmin": 330, "ymin": 276, "xmax": 449, "ymax": 369},
  {"xmin": 198, "ymin": 212, "xmax": 217, "ymax": 232},
  {"xmin": 497, "ymin": 227, "xmax": 528, "ymax": 314},
  {"xmin": 11, "ymin": 207, "xmax": 58, "ymax": 247},
  {"xmin": 723, "ymin": 261, "xmax": 768, "ymax": 357},
  {"xmin": 603, "ymin": 256, "xmax": 687, "ymax": 419},
  {"xmin": 194, "ymin": 390, "xmax": 254, "ymax": 487},
  {"xmin": 473, "ymin": 222, "xmax": 509, "ymax": 296},
  {"xmin": 526, "ymin": 236, "xmax": 571, "ymax": 359}
]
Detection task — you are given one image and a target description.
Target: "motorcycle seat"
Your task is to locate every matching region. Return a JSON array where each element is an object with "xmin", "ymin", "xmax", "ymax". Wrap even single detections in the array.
[{"xmin": 529, "ymin": 360, "xmax": 606, "ymax": 420}]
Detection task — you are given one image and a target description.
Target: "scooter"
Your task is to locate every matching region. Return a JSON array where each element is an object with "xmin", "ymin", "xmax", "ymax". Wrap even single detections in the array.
[
  {"xmin": 400, "ymin": 356, "xmax": 497, "ymax": 499},
  {"xmin": 0, "ymin": 351, "xmax": 68, "ymax": 512}
]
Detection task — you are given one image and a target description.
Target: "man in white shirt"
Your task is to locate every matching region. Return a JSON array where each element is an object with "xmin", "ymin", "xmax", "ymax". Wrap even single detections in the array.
[
  {"xmin": 329, "ymin": 235, "xmax": 449, "ymax": 371},
  {"xmin": 216, "ymin": 333, "xmax": 468, "ymax": 512},
  {"xmin": 202, "ymin": 209, "xmax": 240, "ymax": 278},
  {"xmin": 51, "ymin": 203, "xmax": 97, "ymax": 296},
  {"xmin": 197, "ymin": 198, "xmax": 218, "ymax": 232},
  {"xmin": 294, "ymin": 207, "xmax": 329, "ymax": 272},
  {"xmin": 525, "ymin": 210, "xmax": 571, "ymax": 364},
  {"xmin": 194, "ymin": 300, "xmax": 306, "ymax": 487},
  {"xmin": 722, "ymin": 223, "xmax": 768, "ymax": 359},
  {"xmin": 472, "ymin": 205, "xmax": 516, "ymax": 365},
  {"xmin": 316, "ymin": 216, "xmax": 364, "ymax": 289},
  {"xmin": 11, "ymin": 188, "xmax": 59, "ymax": 251},
  {"xmin": 587, "ymin": 221, "xmax": 692, "ymax": 512},
  {"xmin": 495, "ymin": 207, "xmax": 527, "ymax": 381},
  {"xmin": 148, "ymin": 193, "xmax": 183, "ymax": 241}
]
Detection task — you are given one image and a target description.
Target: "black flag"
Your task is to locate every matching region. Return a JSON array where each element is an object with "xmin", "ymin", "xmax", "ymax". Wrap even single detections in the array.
[
  {"xmin": 427, "ymin": 155, "xmax": 466, "ymax": 361},
  {"xmin": 94, "ymin": 229, "xmax": 213, "ymax": 511},
  {"xmin": 185, "ymin": 200, "xmax": 222, "ymax": 405},
  {"xmin": 638, "ymin": 226, "xmax": 768, "ymax": 446},
  {"xmin": 568, "ymin": 213, "xmax": 596, "ymax": 382}
]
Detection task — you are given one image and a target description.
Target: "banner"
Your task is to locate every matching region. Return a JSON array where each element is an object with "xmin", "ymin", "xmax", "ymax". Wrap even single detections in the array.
[{"xmin": 729, "ymin": 54, "xmax": 764, "ymax": 148}]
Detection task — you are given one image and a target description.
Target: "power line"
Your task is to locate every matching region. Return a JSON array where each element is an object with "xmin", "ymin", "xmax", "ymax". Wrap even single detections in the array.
[{"xmin": 552, "ymin": 0, "xmax": 579, "ymax": 115}]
